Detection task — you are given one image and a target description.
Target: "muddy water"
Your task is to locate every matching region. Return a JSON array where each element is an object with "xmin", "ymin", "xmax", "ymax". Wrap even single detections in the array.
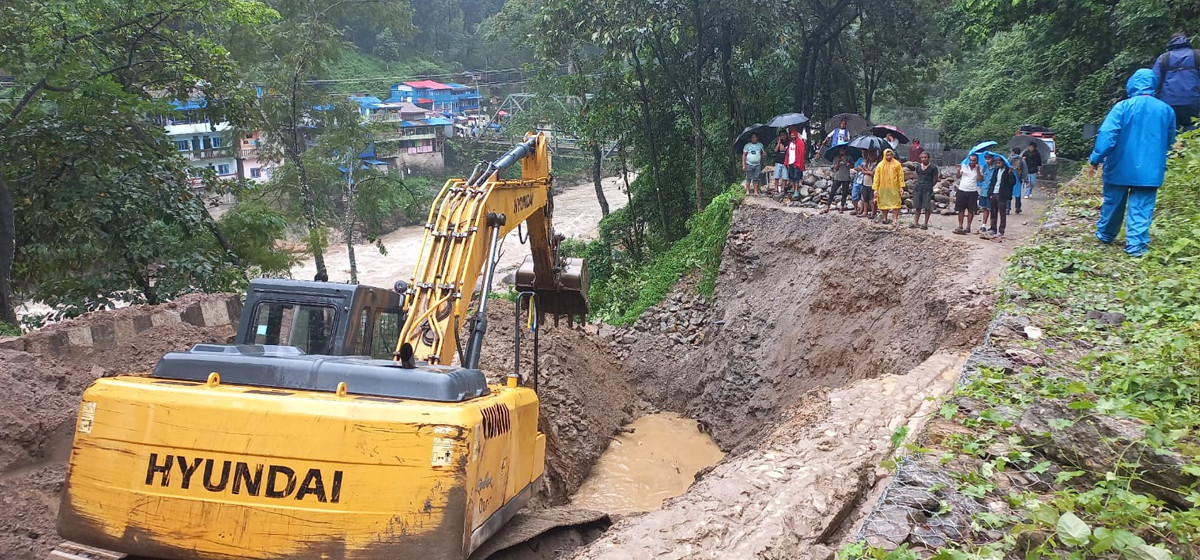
[{"xmin": 570, "ymin": 412, "xmax": 724, "ymax": 515}]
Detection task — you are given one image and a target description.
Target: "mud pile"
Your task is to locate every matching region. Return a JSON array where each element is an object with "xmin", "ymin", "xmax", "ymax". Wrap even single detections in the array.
[
  {"xmin": 0, "ymin": 296, "xmax": 236, "ymax": 560},
  {"xmin": 479, "ymin": 303, "xmax": 639, "ymax": 506},
  {"xmin": 617, "ymin": 204, "xmax": 987, "ymax": 450},
  {"xmin": 557, "ymin": 205, "xmax": 995, "ymax": 559}
]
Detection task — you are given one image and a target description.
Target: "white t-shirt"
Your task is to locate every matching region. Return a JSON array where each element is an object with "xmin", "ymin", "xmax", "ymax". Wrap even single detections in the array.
[
  {"xmin": 958, "ymin": 163, "xmax": 980, "ymax": 193},
  {"xmin": 743, "ymin": 142, "xmax": 764, "ymax": 166}
]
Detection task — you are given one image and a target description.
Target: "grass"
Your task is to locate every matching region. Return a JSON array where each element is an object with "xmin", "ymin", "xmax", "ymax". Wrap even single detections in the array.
[
  {"xmin": 573, "ymin": 184, "xmax": 743, "ymax": 326},
  {"xmin": 842, "ymin": 135, "xmax": 1200, "ymax": 560}
]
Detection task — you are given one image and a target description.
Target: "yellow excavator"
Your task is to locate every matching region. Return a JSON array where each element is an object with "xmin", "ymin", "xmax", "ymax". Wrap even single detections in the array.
[{"xmin": 54, "ymin": 132, "xmax": 592, "ymax": 560}]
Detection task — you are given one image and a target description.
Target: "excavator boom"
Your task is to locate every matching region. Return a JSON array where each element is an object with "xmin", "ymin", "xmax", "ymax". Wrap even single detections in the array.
[{"xmin": 398, "ymin": 132, "xmax": 587, "ymax": 366}]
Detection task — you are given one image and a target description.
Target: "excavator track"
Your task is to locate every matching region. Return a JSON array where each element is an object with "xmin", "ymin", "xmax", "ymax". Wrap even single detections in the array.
[
  {"xmin": 46, "ymin": 542, "xmax": 125, "ymax": 560},
  {"xmin": 47, "ymin": 507, "xmax": 610, "ymax": 560}
]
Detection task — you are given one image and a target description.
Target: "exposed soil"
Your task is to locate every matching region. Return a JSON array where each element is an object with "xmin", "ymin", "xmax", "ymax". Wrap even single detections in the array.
[
  {"xmin": 623, "ymin": 204, "xmax": 989, "ymax": 452},
  {"xmin": 0, "ymin": 295, "xmax": 236, "ymax": 560}
]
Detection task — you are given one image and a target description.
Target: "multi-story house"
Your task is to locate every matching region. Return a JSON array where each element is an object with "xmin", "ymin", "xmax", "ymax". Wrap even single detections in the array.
[
  {"xmin": 164, "ymin": 99, "xmax": 267, "ymax": 184},
  {"xmin": 444, "ymin": 82, "xmax": 482, "ymax": 113},
  {"xmin": 387, "ymin": 80, "xmax": 481, "ymax": 115},
  {"xmin": 235, "ymin": 130, "xmax": 273, "ymax": 183},
  {"xmin": 350, "ymin": 94, "xmax": 452, "ymax": 174}
]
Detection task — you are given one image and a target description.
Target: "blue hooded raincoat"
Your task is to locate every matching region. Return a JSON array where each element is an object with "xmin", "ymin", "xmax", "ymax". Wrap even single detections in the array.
[
  {"xmin": 1090, "ymin": 69, "xmax": 1177, "ymax": 257},
  {"xmin": 1152, "ymin": 35, "xmax": 1200, "ymax": 107},
  {"xmin": 1089, "ymin": 69, "xmax": 1176, "ymax": 187}
]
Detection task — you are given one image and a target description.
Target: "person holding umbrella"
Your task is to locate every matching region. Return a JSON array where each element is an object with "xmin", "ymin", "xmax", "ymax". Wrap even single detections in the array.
[
  {"xmin": 874, "ymin": 149, "xmax": 906, "ymax": 226},
  {"xmin": 824, "ymin": 146, "xmax": 854, "ymax": 213},
  {"xmin": 954, "ymin": 153, "xmax": 984, "ymax": 234},
  {"xmin": 742, "ymin": 132, "xmax": 765, "ymax": 195},
  {"xmin": 855, "ymin": 150, "xmax": 879, "ymax": 218}
]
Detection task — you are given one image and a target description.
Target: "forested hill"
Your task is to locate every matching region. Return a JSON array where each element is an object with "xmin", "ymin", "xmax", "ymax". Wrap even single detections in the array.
[{"xmin": 325, "ymin": 0, "xmax": 531, "ymax": 93}]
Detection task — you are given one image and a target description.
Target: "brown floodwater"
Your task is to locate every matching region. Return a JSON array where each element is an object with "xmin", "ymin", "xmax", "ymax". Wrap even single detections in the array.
[{"xmin": 570, "ymin": 412, "xmax": 725, "ymax": 515}]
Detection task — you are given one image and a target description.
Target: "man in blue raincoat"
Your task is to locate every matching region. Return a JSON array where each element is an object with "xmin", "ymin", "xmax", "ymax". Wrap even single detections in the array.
[
  {"xmin": 1089, "ymin": 68, "xmax": 1176, "ymax": 257},
  {"xmin": 1153, "ymin": 32, "xmax": 1200, "ymax": 130}
]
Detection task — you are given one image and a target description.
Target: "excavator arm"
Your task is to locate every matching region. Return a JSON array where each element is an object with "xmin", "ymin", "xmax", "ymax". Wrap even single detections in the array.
[{"xmin": 397, "ymin": 132, "xmax": 588, "ymax": 367}]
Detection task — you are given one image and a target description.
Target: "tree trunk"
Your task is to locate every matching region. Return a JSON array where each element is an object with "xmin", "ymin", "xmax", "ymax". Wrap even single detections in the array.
[
  {"xmin": 592, "ymin": 144, "xmax": 609, "ymax": 216},
  {"xmin": 692, "ymin": 0, "xmax": 706, "ymax": 214},
  {"xmin": 619, "ymin": 145, "xmax": 643, "ymax": 264},
  {"xmin": 287, "ymin": 149, "xmax": 326, "ymax": 281},
  {"xmin": 0, "ymin": 157, "xmax": 18, "ymax": 326},
  {"xmin": 343, "ymin": 167, "xmax": 358, "ymax": 284},
  {"xmin": 631, "ymin": 50, "xmax": 669, "ymax": 235},
  {"xmin": 718, "ymin": 24, "xmax": 739, "ymax": 143}
]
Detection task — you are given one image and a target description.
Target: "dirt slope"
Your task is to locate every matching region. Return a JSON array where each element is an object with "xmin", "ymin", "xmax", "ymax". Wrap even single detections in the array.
[
  {"xmin": 0, "ymin": 296, "xmax": 236, "ymax": 560},
  {"xmin": 623, "ymin": 204, "xmax": 989, "ymax": 451}
]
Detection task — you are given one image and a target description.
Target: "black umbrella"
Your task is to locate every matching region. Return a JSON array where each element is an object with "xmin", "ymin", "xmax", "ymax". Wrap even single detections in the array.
[
  {"xmin": 848, "ymin": 134, "xmax": 889, "ymax": 153},
  {"xmin": 1010, "ymin": 136, "xmax": 1052, "ymax": 161},
  {"xmin": 871, "ymin": 124, "xmax": 910, "ymax": 144},
  {"xmin": 767, "ymin": 112, "xmax": 809, "ymax": 128},
  {"xmin": 823, "ymin": 142, "xmax": 862, "ymax": 163},
  {"xmin": 825, "ymin": 113, "xmax": 870, "ymax": 135},
  {"xmin": 734, "ymin": 123, "xmax": 774, "ymax": 152}
]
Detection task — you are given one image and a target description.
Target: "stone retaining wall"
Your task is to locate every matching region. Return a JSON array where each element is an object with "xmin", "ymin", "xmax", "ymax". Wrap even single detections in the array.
[{"xmin": 0, "ymin": 295, "xmax": 242, "ymax": 358}]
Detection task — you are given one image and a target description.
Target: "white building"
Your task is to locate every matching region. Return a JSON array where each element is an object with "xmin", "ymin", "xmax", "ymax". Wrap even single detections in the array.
[{"xmin": 165, "ymin": 122, "xmax": 238, "ymax": 183}]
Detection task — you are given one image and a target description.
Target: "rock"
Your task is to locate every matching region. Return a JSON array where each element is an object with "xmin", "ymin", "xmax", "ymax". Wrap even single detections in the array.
[
  {"xmin": 934, "ymin": 194, "xmax": 950, "ymax": 203},
  {"xmin": 620, "ymin": 335, "xmax": 638, "ymax": 345},
  {"xmin": 1017, "ymin": 399, "xmax": 1199, "ymax": 509},
  {"xmin": 1004, "ymin": 348, "xmax": 1044, "ymax": 366},
  {"xmin": 803, "ymin": 175, "xmax": 818, "ymax": 186},
  {"xmin": 1085, "ymin": 310, "xmax": 1126, "ymax": 325},
  {"xmin": 1023, "ymin": 325, "xmax": 1043, "ymax": 340}
]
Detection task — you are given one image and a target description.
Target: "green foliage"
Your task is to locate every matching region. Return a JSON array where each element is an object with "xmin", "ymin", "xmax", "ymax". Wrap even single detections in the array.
[
  {"xmin": 0, "ymin": 0, "xmax": 277, "ymax": 320},
  {"xmin": 213, "ymin": 200, "xmax": 297, "ymax": 276},
  {"xmin": 580, "ymin": 184, "xmax": 742, "ymax": 325},
  {"xmin": 0, "ymin": 321, "xmax": 20, "ymax": 337},
  {"xmin": 935, "ymin": 2, "xmax": 1194, "ymax": 158}
]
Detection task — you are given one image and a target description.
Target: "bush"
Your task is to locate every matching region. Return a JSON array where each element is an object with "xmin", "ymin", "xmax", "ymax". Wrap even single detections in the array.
[{"xmin": 579, "ymin": 184, "xmax": 743, "ymax": 325}]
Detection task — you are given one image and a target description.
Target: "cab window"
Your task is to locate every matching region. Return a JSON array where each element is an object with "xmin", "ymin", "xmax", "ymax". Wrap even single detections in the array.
[
  {"xmin": 247, "ymin": 302, "xmax": 337, "ymax": 355},
  {"xmin": 369, "ymin": 310, "xmax": 404, "ymax": 359}
]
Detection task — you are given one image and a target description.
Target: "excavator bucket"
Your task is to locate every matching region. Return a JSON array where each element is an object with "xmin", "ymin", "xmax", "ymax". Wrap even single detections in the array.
[{"xmin": 514, "ymin": 257, "xmax": 588, "ymax": 325}]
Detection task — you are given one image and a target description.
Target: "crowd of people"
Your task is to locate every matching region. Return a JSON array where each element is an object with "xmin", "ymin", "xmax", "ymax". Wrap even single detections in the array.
[
  {"xmin": 741, "ymin": 120, "xmax": 1046, "ymax": 241},
  {"xmin": 739, "ymin": 29, "xmax": 1187, "ymax": 256}
]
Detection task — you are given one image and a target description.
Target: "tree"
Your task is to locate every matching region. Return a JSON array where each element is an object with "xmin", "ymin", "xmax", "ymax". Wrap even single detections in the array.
[
  {"xmin": 374, "ymin": 27, "xmax": 403, "ymax": 60},
  {"xmin": 0, "ymin": 0, "xmax": 277, "ymax": 322},
  {"xmin": 236, "ymin": 0, "xmax": 410, "ymax": 281}
]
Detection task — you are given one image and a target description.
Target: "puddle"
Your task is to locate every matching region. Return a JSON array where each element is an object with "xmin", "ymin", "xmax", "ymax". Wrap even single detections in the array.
[{"xmin": 570, "ymin": 412, "xmax": 724, "ymax": 515}]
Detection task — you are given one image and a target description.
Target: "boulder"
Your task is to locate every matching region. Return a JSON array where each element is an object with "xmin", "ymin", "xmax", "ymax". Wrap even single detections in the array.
[{"xmin": 1017, "ymin": 399, "xmax": 1199, "ymax": 509}]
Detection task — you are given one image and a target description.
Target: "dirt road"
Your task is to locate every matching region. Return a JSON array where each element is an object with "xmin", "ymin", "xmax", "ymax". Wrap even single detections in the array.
[{"xmin": 291, "ymin": 175, "xmax": 630, "ymax": 288}]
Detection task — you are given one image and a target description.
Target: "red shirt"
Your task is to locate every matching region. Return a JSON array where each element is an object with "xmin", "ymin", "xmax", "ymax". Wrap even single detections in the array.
[{"xmin": 786, "ymin": 132, "xmax": 806, "ymax": 170}]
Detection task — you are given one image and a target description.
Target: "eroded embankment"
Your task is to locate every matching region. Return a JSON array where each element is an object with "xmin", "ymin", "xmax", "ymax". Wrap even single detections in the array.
[
  {"xmin": 622, "ymin": 204, "xmax": 989, "ymax": 451},
  {"xmin": 522, "ymin": 204, "xmax": 1000, "ymax": 559}
]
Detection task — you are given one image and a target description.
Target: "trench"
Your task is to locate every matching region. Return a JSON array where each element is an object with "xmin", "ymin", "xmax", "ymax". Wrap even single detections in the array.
[{"xmin": 481, "ymin": 202, "xmax": 996, "ymax": 559}]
